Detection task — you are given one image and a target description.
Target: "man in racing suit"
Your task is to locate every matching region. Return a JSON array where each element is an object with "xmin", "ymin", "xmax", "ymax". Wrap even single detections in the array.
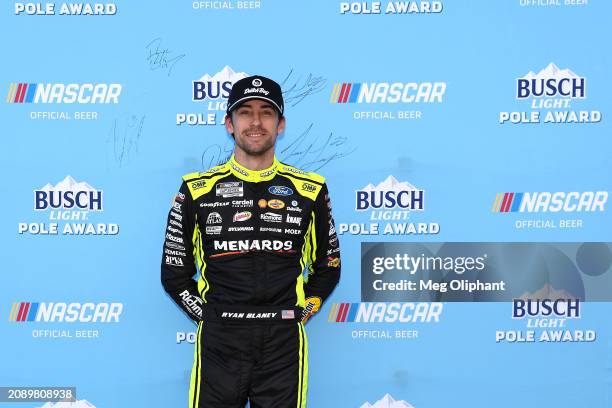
[{"xmin": 161, "ymin": 75, "xmax": 341, "ymax": 408}]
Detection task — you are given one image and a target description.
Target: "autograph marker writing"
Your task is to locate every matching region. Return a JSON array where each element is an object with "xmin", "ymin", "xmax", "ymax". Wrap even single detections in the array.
[
  {"xmin": 201, "ymin": 123, "xmax": 355, "ymax": 172},
  {"xmin": 145, "ymin": 37, "xmax": 185, "ymax": 76}
]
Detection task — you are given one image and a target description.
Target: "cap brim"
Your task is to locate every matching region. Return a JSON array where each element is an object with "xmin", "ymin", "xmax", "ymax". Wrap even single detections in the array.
[{"xmin": 227, "ymin": 96, "xmax": 283, "ymax": 116}]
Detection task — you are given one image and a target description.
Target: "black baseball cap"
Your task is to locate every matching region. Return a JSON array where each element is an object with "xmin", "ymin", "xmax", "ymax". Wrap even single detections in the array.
[{"xmin": 226, "ymin": 75, "xmax": 284, "ymax": 116}]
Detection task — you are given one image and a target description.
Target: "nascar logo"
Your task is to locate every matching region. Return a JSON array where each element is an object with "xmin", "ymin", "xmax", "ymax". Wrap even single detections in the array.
[
  {"xmin": 6, "ymin": 83, "xmax": 122, "ymax": 104},
  {"xmin": 330, "ymin": 82, "xmax": 446, "ymax": 104},
  {"xmin": 492, "ymin": 191, "xmax": 607, "ymax": 213},
  {"xmin": 9, "ymin": 301, "xmax": 123, "ymax": 323},
  {"xmin": 328, "ymin": 302, "xmax": 442, "ymax": 323}
]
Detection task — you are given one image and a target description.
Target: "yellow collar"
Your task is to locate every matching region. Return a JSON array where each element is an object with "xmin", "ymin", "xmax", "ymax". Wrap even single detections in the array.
[{"xmin": 228, "ymin": 155, "xmax": 280, "ymax": 182}]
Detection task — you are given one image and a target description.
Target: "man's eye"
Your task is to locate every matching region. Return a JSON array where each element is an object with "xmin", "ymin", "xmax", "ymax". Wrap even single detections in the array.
[
  {"xmin": 238, "ymin": 110, "xmax": 250, "ymax": 115},
  {"xmin": 262, "ymin": 110, "xmax": 273, "ymax": 116}
]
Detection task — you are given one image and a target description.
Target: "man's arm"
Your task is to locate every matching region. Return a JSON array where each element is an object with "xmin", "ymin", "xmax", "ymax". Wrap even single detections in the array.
[
  {"xmin": 303, "ymin": 182, "xmax": 341, "ymax": 321},
  {"xmin": 160, "ymin": 182, "xmax": 203, "ymax": 322}
]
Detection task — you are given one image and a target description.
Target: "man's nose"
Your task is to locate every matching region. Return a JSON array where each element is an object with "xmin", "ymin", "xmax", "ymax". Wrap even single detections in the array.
[{"xmin": 251, "ymin": 112, "xmax": 262, "ymax": 125}]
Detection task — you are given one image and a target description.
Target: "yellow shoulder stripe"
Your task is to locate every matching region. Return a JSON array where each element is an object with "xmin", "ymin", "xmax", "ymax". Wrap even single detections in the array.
[
  {"xmin": 183, "ymin": 171, "xmax": 201, "ymax": 181},
  {"xmin": 279, "ymin": 164, "xmax": 325, "ymax": 184},
  {"xmin": 182, "ymin": 164, "xmax": 231, "ymax": 200},
  {"xmin": 280, "ymin": 174, "xmax": 322, "ymax": 201},
  {"xmin": 277, "ymin": 164, "xmax": 325, "ymax": 201}
]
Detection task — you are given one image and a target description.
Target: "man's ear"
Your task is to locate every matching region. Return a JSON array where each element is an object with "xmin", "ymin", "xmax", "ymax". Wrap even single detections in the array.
[
  {"xmin": 225, "ymin": 114, "xmax": 234, "ymax": 138},
  {"xmin": 277, "ymin": 116, "xmax": 286, "ymax": 134}
]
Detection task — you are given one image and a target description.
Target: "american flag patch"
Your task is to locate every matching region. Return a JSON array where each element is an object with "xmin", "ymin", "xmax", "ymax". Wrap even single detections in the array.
[{"xmin": 281, "ymin": 310, "xmax": 295, "ymax": 319}]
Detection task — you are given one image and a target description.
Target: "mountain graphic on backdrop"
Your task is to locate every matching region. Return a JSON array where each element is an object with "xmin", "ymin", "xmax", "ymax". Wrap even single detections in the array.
[
  {"xmin": 39, "ymin": 175, "xmax": 96, "ymax": 192},
  {"xmin": 361, "ymin": 176, "xmax": 418, "ymax": 192},
  {"xmin": 520, "ymin": 62, "xmax": 579, "ymax": 80},
  {"xmin": 360, "ymin": 393, "xmax": 415, "ymax": 408},
  {"xmin": 37, "ymin": 400, "xmax": 96, "ymax": 408},
  {"xmin": 195, "ymin": 65, "xmax": 248, "ymax": 84},
  {"xmin": 518, "ymin": 283, "xmax": 577, "ymax": 301}
]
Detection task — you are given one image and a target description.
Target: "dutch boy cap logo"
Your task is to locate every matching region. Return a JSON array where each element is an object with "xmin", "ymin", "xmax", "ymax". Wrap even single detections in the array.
[{"xmin": 226, "ymin": 75, "xmax": 284, "ymax": 116}]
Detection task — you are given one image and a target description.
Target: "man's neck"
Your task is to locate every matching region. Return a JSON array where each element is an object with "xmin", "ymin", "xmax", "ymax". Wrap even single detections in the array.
[{"xmin": 233, "ymin": 149, "xmax": 275, "ymax": 171}]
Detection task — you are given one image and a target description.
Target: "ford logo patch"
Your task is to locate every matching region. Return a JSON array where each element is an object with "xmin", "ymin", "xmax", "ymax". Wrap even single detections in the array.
[{"xmin": 268, "ymin": 186, "xmax": 293, "ymax": 196}]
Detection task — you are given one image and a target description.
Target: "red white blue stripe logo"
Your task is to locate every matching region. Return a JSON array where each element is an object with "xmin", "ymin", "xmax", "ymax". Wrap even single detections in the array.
[
  {"xmin": 492, "ymin": 192, "xmax": 525, "ymax": 213},
  {"xmin": 328, "ymin": 303, "xmax": 359, "ymax": 322},
  {"xmin": 330, "ymin": 83, "xmax": 363, "ymax": 104},
  {"xmin": 9, "ymin": 302, "xmax": 40, "ymax": 322},
  {"xmin": 6, "ymin": 83, "xmax": 39, "ymax": 103}
]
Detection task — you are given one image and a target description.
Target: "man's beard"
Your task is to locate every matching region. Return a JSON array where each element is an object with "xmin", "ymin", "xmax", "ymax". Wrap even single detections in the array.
[{"xmin": 235, "ymin": 129, "xmax": 276, "ymax": 156}]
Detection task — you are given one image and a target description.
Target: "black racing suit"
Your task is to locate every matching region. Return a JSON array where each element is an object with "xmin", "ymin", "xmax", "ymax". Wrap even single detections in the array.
[{"xmin": 161, "ymin": 155, "xmax": 341, "ymax": 408}]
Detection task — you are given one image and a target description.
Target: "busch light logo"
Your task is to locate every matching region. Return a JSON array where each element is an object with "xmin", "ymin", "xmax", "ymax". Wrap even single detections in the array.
[
  {"xmin": 513, "ymin": 299, "xmax": 580, "ymax": 319},
  {"xmin": 497, "ymin": 290, "xmax": 595, "ymax": 344},
  {"xmin": 192, "ymin": 65, "xmax": 248, "ymax": 101},
  {"xmin": 34, "ymin": 400, "xmax": 96, "ymax": 407},
  {"xmin": 360, "ymin": 394, "xmax": 415, "ymax": 408},
  {"xmin": 516, "ymin": 63, "xmax": 585, "ymax": 100},
  {"xmin": 500, "ymin": 62, "xmax": 600, "ymax": 124},
  {"xmin": 356, "ymin": 176, "xmax": 424, "ymax": 211},
  {"xmin": 19, "ymin": 175, "xmax": 118, "ymax": 236},
  {"xmin": 34, "ymin": 175, "xmax": 103, "ymax": 211},
  {"xmin": 180, "ymin": 66, "xmax": 249, "ymax": 126},
  {"xmin": 340, "ymin": 176, "xmax": 438, "ymax": 236},
  {"xmin": 269, "ymin": 185, "xmax": 293, "ymax": 196}
]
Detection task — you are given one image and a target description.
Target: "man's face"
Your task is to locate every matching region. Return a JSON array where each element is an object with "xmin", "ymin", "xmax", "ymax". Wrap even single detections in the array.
[{"xmin": 225, "ymin": 99, "xmax": 285, "ymax": 157}]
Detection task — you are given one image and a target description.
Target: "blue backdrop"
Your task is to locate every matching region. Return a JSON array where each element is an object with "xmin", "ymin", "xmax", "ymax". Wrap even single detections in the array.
[{"xmin": 1, "ymin": 1, "xmax": 611, "ymax": 407}]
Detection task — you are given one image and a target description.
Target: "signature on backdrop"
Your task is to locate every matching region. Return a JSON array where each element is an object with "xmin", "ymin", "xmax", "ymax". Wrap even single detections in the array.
[
  {"xmin": 280, "ymin": 69, "xmax": 327, "ymax": 108},
  {"xmin": 201, "ymin": 123, "xmax": 355, "ymax": 172},
  {"xmin": 106, "ymin": 114, "xmax": 146, "ymax": 168},
  {"xmin": 200, "ymin": 70, "xmax": 351, "ymax": 171},
  {"xmin": 145, "ymin": 37, "xmax": 186, "ymax": 77}
]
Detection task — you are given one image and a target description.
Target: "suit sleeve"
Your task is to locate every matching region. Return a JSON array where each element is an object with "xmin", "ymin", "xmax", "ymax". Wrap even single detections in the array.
[
  {"xmin": 160, "ymin": 181, "xmax": 202, "ymax": 322},
  {"xmin": 304, "ymin": 182, "xmax": 341, "ymax": 303}
]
